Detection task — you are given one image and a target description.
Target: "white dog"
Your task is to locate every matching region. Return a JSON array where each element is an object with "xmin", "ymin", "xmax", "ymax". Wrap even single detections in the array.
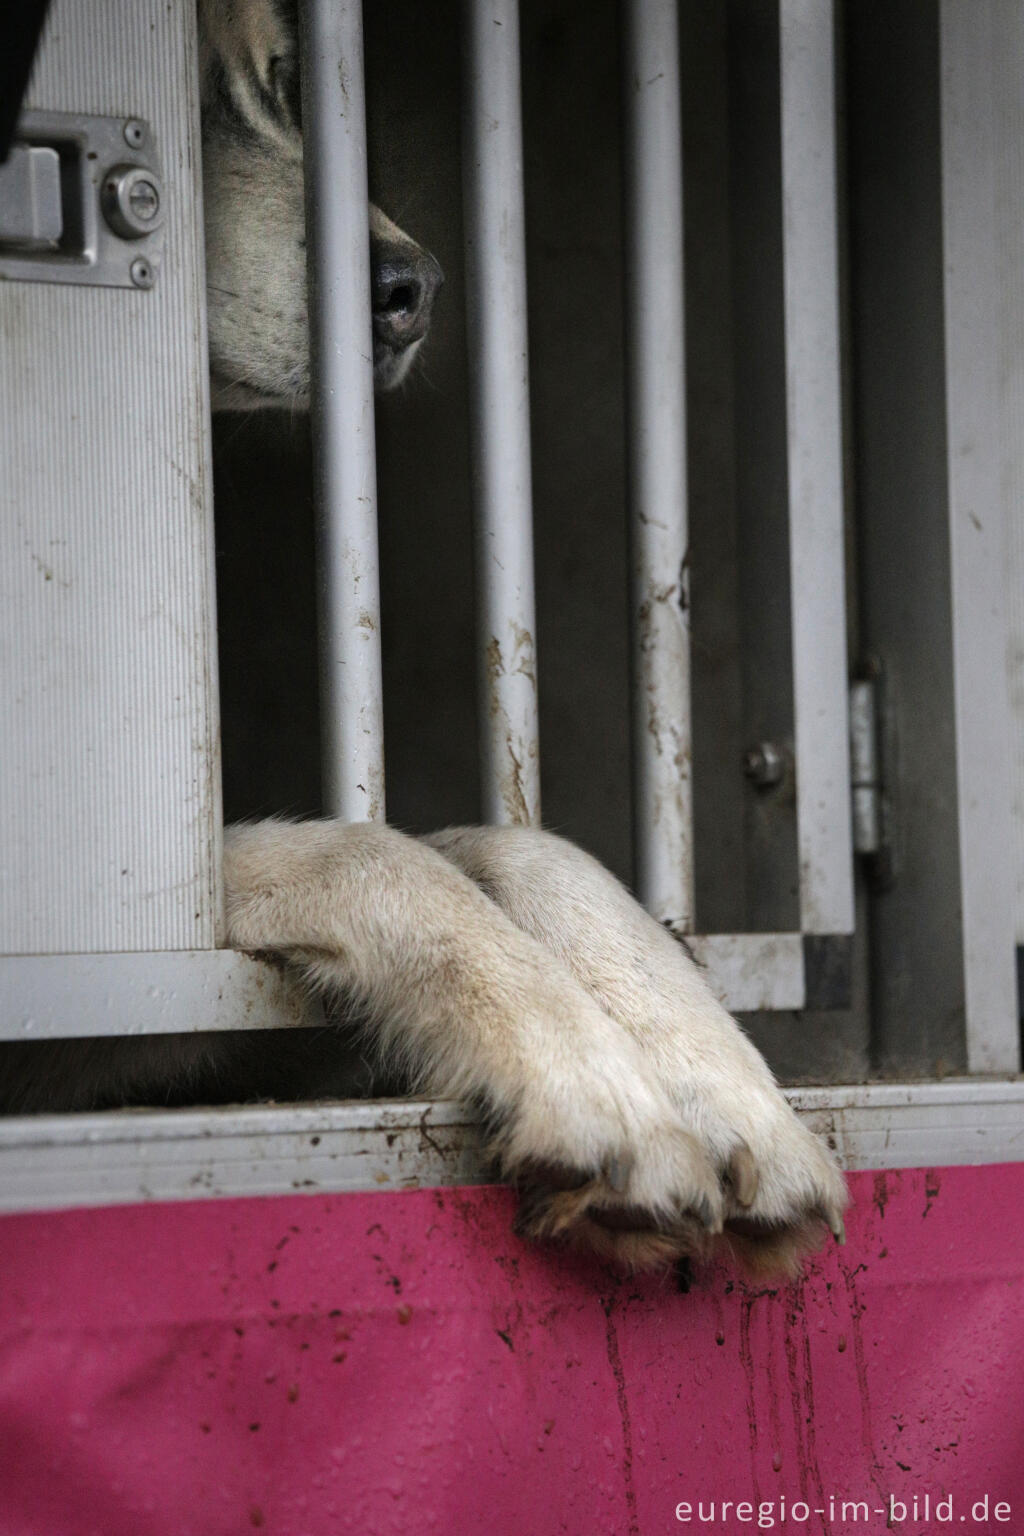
[{"xmin": 4, "ymin": 0, "xmax": 848, "ymax": 1278}]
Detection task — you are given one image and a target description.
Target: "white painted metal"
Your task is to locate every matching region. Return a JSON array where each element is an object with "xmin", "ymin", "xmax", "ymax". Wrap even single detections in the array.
[
  {"xmin": 0, "ymin": 1101, "xmax": 485, "ymax": 1213},
  {"xmin": 791, "ymin": 1080, "xmax": 1024, "ymax": 1173},
  {"xmin": 995, "ymin": 4, "xmax": 1024, "ymax": 952},
  {"xmin": 2, "ymin": 1082, "xmax": 1021, "ymax": 1213},
  {"xmin": 0, "ymin": 952, "xmax": 317, "ymax": 1040},
  {"xmin": 462, "ymin": 0, "xmax": 541, "ymax": 828},
  {"xmin": 299, "ymin": 0, "xmax": 385, "ymax": 823},
  {"xmin": 779, "ymin": 0, "xmax": 855, "ymax": 937},
  {"xmin": 0, "ymin": 0, "xmax": 223, "ymax": 954},
  {"xmin": 687, "ymin": 934, "xmax": 805, "ymax": 1013},
  {"xmin": 939, "ymin": 2, "xmax": 1019, "ymax": 1073},
  {"xmin": 622, "ymin": 0, "xmax": 692, "ymax": 931}
]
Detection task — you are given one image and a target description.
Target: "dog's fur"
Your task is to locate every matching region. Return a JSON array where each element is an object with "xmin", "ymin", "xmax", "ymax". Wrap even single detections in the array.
[{"xmin": 1, "ymin": 0, "xmax": 848, "ymax": 1276}]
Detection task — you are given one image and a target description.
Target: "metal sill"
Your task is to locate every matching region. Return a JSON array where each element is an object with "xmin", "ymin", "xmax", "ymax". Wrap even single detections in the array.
[{"xmin": 0, "ymin": 1080, "xmax": 1022, "ymax": 1214}]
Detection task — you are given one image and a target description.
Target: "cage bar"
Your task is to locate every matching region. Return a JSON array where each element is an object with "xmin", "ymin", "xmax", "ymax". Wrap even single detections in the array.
[
  {"xmin": 622, "ymin": 0, "xmax": 691, "ymax": 930},
  {"xmin": 299, "ymin": 0, "xmax": 385, "ymax": 823},
  {"xmin": 461, "ymin": 0, "xmax": 541, "ymax": 828},
  {"xmin": 779, "ymin": 0, "xmax": 854, "ymax": 936}
]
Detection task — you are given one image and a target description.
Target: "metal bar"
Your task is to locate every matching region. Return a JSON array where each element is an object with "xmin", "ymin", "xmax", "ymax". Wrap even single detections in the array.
[
  {"xmin": 461, "ymin": 0, "xmax": 541, "ymax": 827},
  {"xmin": 0, "ymin": 934, "xmax": 806, "ymax": 1034},
  {"xmin": 299, "ymin": 0, "xmax": 384, "ymax": 823},
  {"xmin": 0, "ymin": 953, "xmax": 318, "ymax": 1040},
  {"xmin": 3, "ymin": 1081, "xmax": 1024, "ymax": 1212},
  {"xmin": 939, "ymin": 2, "xmax": 1019, "ymax": 1073},
  {"xmin": 778, "ymin": 0, "xmax": 854, "ymax": 936},
  {"xmin": 622, "ymin": 0, "xmax": 692, "ymax": 930}
]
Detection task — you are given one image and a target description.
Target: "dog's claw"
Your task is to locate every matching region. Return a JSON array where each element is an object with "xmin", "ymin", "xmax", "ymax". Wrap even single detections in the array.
[
  {"xmin": 726, "ymin": 1141, "xmax": 759, "ymax": 1208},
  {"xmin": 816, "ymin": 1206, "xmax": 846, "ymax": 1244},
  {"xmin": 695, "ymin": 1193, "xmax": 723, "ymax": 1234},
  {"xmin": 604, "ymin": 1154, "xmax": 632, "ymax": 1194}
]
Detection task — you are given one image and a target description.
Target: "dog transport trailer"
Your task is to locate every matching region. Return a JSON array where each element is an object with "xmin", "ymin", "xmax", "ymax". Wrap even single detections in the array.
[{"xmin": 1, "ymin": 1, "xmax": 1023, "ymax": 1531}]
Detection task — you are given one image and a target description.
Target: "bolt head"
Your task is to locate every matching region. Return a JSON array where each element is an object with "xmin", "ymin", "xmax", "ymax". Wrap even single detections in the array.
[{"xmin": 743, "ymin": 741, "xmax": 785, "ymax": 786}]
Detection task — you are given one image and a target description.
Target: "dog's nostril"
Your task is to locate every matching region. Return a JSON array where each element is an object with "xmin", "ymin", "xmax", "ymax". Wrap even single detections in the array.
[
  {"xmin": 370, "ymin": 243, "xmax": 443, "ymax": 347},
  {"xmin": 378, "ymin": 283, "xmax": 417, "ymax": 317}
]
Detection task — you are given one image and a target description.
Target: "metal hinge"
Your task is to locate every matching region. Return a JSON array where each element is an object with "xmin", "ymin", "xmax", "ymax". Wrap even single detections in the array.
[{"xmin": 849, "ymin": 662, "xmax": 897, "ymax": 889}]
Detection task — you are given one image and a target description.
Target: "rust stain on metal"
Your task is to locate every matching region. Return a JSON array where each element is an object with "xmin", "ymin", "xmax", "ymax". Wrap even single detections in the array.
[
  {"xmin": 509, "ymin": 621, "xmax": 537, "ymax": 688},
  {"xmin": 485, "ymin": 636, "xmax": 504, "ymax": 719},
  {"xmin": 636, "ymin": 582, "xmax": 689, "ymax": 765},
  {"xmin": 484, "ymin": 633, "xmax": 539, "ymax": 825},
  {"xmin": 502, "ymin": 744, "xmax": 531, "ymax": 826}
]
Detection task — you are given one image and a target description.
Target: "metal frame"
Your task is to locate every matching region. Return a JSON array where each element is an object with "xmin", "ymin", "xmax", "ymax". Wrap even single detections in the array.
[
  {"xmin": 620, "ymin": 0, "xmax": 855, "ymax": 1006},
  {"xmin": 938, "ymin": 1, "xmax": 1019, "ymax": 1074},
  {"xmin": 779, "ymin": 0, "xmax": 854, "ymax": 938},
  {"xmin": 2, "ymin": 1081, "xmax": 1021, "ymax": 1214},
  {"xmin": 1, "ymin": 952, "xmax": 316, "ymax": 1039},
  {"xmin": 686, "ymin": 934, "xmax": 804, "ymax": 1013}
]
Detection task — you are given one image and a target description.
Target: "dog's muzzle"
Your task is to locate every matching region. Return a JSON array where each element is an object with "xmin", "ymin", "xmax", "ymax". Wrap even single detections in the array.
[{"xmin": 371, "ymin": 241, "xmax": 444, "ymax": 356}]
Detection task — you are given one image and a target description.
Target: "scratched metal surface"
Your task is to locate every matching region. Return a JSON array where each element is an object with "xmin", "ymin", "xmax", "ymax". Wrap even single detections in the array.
[{"xmin": 1, "ymin": 1164, "xmax": 1021, "ymax": 1534}]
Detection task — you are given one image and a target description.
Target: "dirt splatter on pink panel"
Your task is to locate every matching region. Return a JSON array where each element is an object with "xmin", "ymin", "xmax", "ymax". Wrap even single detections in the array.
[{"xmin": 1, "ymin": 1165, "xmax": 1022, "ymax": 1536}]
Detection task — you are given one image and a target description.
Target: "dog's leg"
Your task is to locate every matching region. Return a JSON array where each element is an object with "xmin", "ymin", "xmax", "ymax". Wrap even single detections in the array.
[
  {"xmin": 225, "ymin": 820, "xmax": 725, "ymax": 1261},
  {"xmin": 423, "ymin": 826, "xmax": 849, "ymax": 1275}
]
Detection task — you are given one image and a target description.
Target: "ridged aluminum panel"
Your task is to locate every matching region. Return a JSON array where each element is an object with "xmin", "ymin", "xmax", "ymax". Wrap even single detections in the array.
[{"xmin": 0, "ymin": 0, "xmax": 220, "ymax": 953}]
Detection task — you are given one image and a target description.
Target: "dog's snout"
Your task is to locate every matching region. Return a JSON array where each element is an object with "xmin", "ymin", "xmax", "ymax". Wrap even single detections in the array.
[{"xmin": 371, "ymin": 243, "xmax": 444, "ymax": 350}]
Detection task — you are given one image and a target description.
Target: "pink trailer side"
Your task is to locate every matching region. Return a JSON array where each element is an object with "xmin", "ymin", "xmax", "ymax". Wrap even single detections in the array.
[{"xmin": 2, "ymin": 1166, "xmax": 1022, "ymax": 1535}]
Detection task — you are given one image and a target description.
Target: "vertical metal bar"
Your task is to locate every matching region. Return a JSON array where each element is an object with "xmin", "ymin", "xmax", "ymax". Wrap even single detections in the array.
[
  {"xmin": 779, "ymin": 0, "xmax": 854, "ymax": 935},
  {"xmin": 299, "ymin": 0, "xmax": 384, "ymax": 823},
  {"xmin": 622, "ymin": 0, "xmax": 691, "ymax": 931},
  {"xmin": 462, "ymin": 0, "xmax": 540, "ymax": 828},
  {"xmin": 939, "ymin": 2, "xmax": 1019, "ymax": 1073}
]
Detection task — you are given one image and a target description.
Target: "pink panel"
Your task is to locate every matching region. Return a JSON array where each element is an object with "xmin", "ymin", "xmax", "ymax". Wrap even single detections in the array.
[{"xmin": 1, "ymin": 1165, "xmax": 1023, "ymax": 1535}]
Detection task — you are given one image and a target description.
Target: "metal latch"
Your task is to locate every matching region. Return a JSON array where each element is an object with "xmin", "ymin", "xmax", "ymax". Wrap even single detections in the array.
[
  {"xmin": 0, "ymin": 144, "xmax": 62, "ymax": 247},
  {"xmin": 0, "ymin": 110, "xmax": 165, "ymax": 289}
]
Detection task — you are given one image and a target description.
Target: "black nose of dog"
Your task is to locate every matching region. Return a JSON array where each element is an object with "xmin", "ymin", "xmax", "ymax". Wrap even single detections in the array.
[{"xmin": 371, "ymin": 243, "xmax": 444, "ymax": 350}]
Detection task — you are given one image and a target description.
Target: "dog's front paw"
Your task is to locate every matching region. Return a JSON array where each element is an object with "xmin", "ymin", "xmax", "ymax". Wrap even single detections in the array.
[
  {"xmin": 421, "ymin": 825, "xmax": 848, "ymax": 1276},
  {"xmin": 477, "ymin": 1034, "xmax": 729, "ymax": 1270},
  {"xmin": 713, "ymin": 1085, "xmax": 848, "ymax": 1278},
  {"xmin": 504, "ymin": 1065, "xmax": 847, "ymax": 1277},
  {"xmin": 666, "ymin": 1038, "xmax": 848, "ymax": 1278}
]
